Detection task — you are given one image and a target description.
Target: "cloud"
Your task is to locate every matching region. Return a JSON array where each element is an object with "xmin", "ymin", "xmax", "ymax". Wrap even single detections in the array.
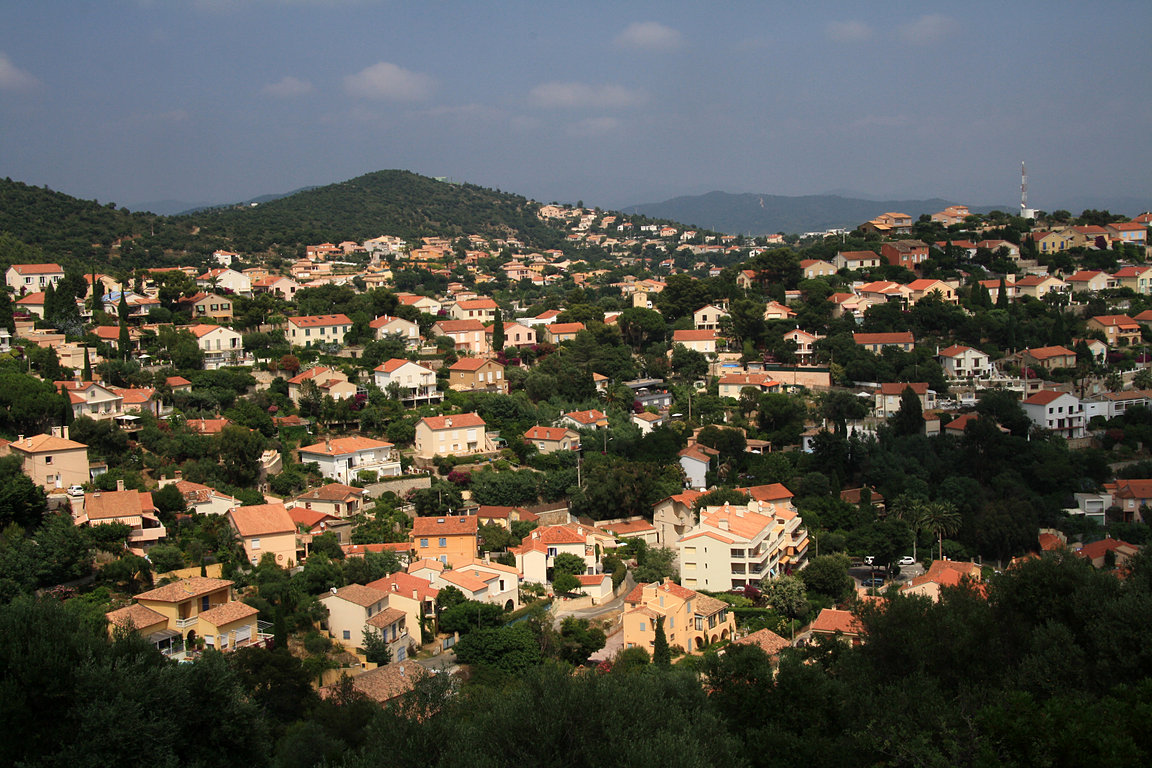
[
  {"xmin": 615, "ymin": 21, "xmax": 682, "ymax": 51},
  {"xmin": 0, "ymin": 52, "xmax": 39, "ymax": 91},
  {"xmin": 528, "ymin": 81, "xmax": 643, "ymax": 110},
  {"xmin": 262, "ymin": 76, "xmax": 314, "ymax": 98},
  {"xmin": 826, "ymin": 20, "xmax": 873, "ymax": 42},
  {"xmin": 343, "ymin": 61, "xmax": 434, "ymax": 100},
  {"xmin": 898, "ymin": 14, "xmax": 958, "ymax": 45},
  {"xmin": 569, "ymin": 117, "xmax": 621, "ymax": 137}
]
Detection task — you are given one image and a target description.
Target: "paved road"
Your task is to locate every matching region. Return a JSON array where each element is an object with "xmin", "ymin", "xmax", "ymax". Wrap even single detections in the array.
[{"xmin": 551, "ymin": 572, "xmax": 636, "ymax": 628}]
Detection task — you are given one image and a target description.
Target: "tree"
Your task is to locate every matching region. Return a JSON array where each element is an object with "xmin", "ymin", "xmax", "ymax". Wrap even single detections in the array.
[
  {"xmin": 552, "ymin": 571, "xmax": 581, "ymax": 595},
  {"xmin": 799, "ymin": 553, "xmax": 854, "ymax": 602},
  {"xmin": 891, "ymin": 386, "xmax": 925, "ymax": 436},
  {"xmin": 453, "ymin": 624, "xmax": 542, "ymax": 674},
  {"xmin": 921, "ymin": 500, "xmax": 962, "ymax": 560},
  {"xmin": 648, "ymin": 614, "xmax": 670, "ymax": 667},
  {"xmin": 360, "ymin": 625, "xmax": 392, "ymax": 665},
  {"xmin": 760, "ymin": 575, "xmax": 809, "ymax": 622},
  {"xmin": 556, "ymin": 617, "xmax": 607, "ymax": 666},
  {"xmin": 552, "ymin": 552, "xmax": 586, "ymax": 577},
  {"xmin": 491, "ymin": 307, "xmax": 505, "ymax": 351},
  {"xmin": 146, "ymin": 543, "xmax": 185, "ymax": 573}
]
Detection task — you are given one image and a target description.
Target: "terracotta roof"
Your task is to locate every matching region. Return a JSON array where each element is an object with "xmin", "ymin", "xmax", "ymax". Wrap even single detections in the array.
[
  {"xmin": 672, "ymin": 329, "xmax": 718, "ymax": 342},
  {"xmin": 576, "ymin": 573, "xmax": 609, "ymax": 585},
  {"xmin": 563, "ymin": 409, "xmax": 606, "ymax": 425},
  {"xmin": 877, "ymin": 382, "xmax": 929, "ymax": 395},
  {"xmin": 299, "ymin": 436, "xmax": 393, "ymax": 456},
  {"xmin": 337, "ymin": 662, "xmax": 426, "ymax": 703},
  {"xmin": 375, "ymin": 358, "xmax": 419, "ymax": 373},
  {"xmin": 1077, "ymin": 538, "xmax": 1138, "ymax": 562},
  {"xmin": 439, "ymin": 569, "xmax": 490, "ymax": 593},
  {"xmin": 106, "ymin": 603, "xmax": 167, "ymax": 630},
  {"xmin": 432, "ymin": 319, "xmax": 486, "ymax": 333},
  {"xmin": 84, "ymin": 489, "xmax": 156, "ymax": 520},
  {"xmin": 524, "ymin": 425, "xmax": 577, "ymax": 442},
  {"xmin": 367, "ymin": 571, "xmax": 440, "ymax": 601},
  {"xmin": 288, "ymin": 314, "xmax": 352, "ymax": 327},
  {"xmin": 853, "ymin": 332, "xmax": 914, "ymax": 345},
  {"xmin": 135, "ymin": 577, "xmax": 233, "ymax": 603},
  {"xmin": 904, "ymin": 560, "xmax": 981, "ymax": 591},
  {"xmin": 1038, "ymin": 532, "xmax": 1064, "ymax": 551},
  {"xmin": 410, "ymin": 515, "xmax": 478, "ymax": 537},
  {"xmin": 599, "ymin": 519, "xmax": 656, "ymax": 536},
  {"xmin": 731, "ymin": 628, "xmax": 790, "ymax": 657},
  {"xmin": 288, "ymin": 507, "xmax": 339, "ymax": 531},
  {"xmin": 10, "ymin": 433, "xmax": 87, "ymax": 453},
  {"xmin": 449, "ymin": 357, "xmax": 499, "ymax": 371},
  {"xmin": 1023, "ymin": 390, "xmax": 1069, "ymax": 405},
  {"xmin": 365, "ymin": 606, "xmax": 407, "ymax": 629},
  {"xmin": 198, "ymin": 600, "xmax": 259, "ymax": 627},
  {"xmin": 548, "ymin": 322, "xmax": 587, "ymax": 335},
  {"xmin": 228, "ymin": 503, "xmax": 295, "ymax": 537},
  {"xmin": 295, "ymin": 483, "xmax": 363, "ymax": 502},
  {"xmin": 1023, "ymin": 345, "xmax": 1076, "ymax": 360},
  {"xmin": 418, "ymin": 413, "xmax": 486, "ymax": 430},
  {"xmin": 811, "ymin": 608, "xmax": 862, "ymax": 635},
  {"xmin": 327, "ymin": 584, "xmax": 388, "ymax": 608}
]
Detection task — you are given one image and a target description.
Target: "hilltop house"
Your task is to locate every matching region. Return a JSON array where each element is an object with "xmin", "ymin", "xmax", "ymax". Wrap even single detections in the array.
[
  {"xmin": 298, "ymin": 436, "xmax": 402, "ymax": 483},
  {"xmin": 413, "ymin": 413, "xmax": 489, "ymax": 459}
]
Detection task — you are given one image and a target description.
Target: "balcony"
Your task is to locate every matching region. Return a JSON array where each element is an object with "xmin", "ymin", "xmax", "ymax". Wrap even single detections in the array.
[{"xmin": 175, "ymin": 616, "xmax": 197, "ymax": 629}]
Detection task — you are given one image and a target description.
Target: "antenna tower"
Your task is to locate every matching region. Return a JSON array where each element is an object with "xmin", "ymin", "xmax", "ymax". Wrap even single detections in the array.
[{"xmin": 1020, "ymin": 161, "xmax": 1028, "ymax": 215}]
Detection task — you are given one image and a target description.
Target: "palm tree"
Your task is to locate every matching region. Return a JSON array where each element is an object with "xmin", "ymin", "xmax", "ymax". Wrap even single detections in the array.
[
  {"xmin": 891, "ymin": 494, "xmax": 928, "ymax": 562},
  {"xmin": 920, "ymin": 500, "xmax": 962, "ymax": 561}
]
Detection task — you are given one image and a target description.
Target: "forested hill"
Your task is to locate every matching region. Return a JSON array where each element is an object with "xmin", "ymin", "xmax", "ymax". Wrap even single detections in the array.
[
  {"xmin": 178, "ymin": 170, "xmax": 568, "ymax": 252},
  {"xmin": 0, "ymin": 177, "xmax": 174, "ymax": 261},
  {"xmin": 0, "ymin": 170, "xmax": 571, "ymax": 266}
]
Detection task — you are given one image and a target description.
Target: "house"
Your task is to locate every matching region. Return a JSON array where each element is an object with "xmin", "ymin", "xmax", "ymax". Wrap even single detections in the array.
[
  {"xmin": 560, "ymin": 409, "xmax": 608, "ymax": 430},
  {"xmin": 188, "ymin": 324, "xmax": 247, "ymax": 369},
  {"xmin": 10, "ymin": 431, "xmax": 89, "ymax": 491},
  {"xmin": 598, "ymin": 518, "xmax": 659, "ymax": 546},
  {"xmin": 291, "ymin": 482, "xmax": 367, "ymax": 519},
  {"xmin": 881, "ymin": 240, "xmax": 930, "ymax": 271},
  {"xmin": 671, "ymin": 329, "xmax": 718, "ymax": 355},
  {"xmin": 106, "ymin": 576, "xmax": 260, "ymax": 654},
  {"xmin": 15, "ymin": 292, "xmax": 47, "ymax": 318},
  {"xmin": 1087, "ymin": 314, "xmax": 1141, "ymax": 347},
  {"xmin": 287, "ymin": 314, "xmax": 353, "ymax": 347},
  {"xmin": 857, "ymin": 281, "xmax": 910, "ymax": 305},
  {"xmin": 373, "ymin": 359, "xmax": 441, "ymax": 405},
  {"xmin": 575, "ymin": 573, "xmax": 614, "ymax": 602},
  {"xmin": 57, "ymin": 380, "xmax": 124, "ymax": 421},
  {"xmin": 693, "ymin": 304, "xmax": 729, "ymax": 331},
  {"xmin": 631, "ymin": 411, "xmax": 665, "ymax": 435},
  {"xmin": 157, "ymin": 477, "xmax": 240, "ymax": 516},
  {"xmin": 1106, "ymin": 222, "xmax": 1148, "ymax": 246},
  {"xmin": 413, "ymin": 413, "xmax": 488, "ymax": 459},
  {"xmin": 396, "ymin": 294, "xmax": 442, "ymax": 315},
  {"xmin": 1112, "ymin": 266, "xmax": 1152, "ymax": 295},
  {"xmin": 1106, "ymin": 479, "xmax": 1152, "ymax": 523},
  {"xmin": 828, "ymin": 292, "xmax": 874, "ymax": 320},
  {"xmin": 228, "ymin": 503, "xmax": 297, "ymax": 567},
  {"xmin": 409, "ymin": 515, "xmax": 478, "ymax": 567},
  {"xmin": 937, "ymin": 345, "xmax": 990, "ymax": 379},
  {"xmin": 1013, "ymin": 275, "xmax": 1067, "ymax": 300},
  {"xmin": 252, "ymin": 275, "xmax": 301, "ymax": 300},
  {"xmin": 900, "ymin": 560, "xmax": 982, "ymax": 602},
  {"xmin": 874, "ymin": 383, "xmax": 936, "ymax": 417},
  {"xmin": 678, "ymin": 443, "xmax": 718, "ymax": 490},
  {"xmin": 325, "ymin": 662, "xmax": 427, "ymax": 704},
  {"xmin": 810, "ymin": 608, "xmax": 863, "ymax": 645},
  {"xmin": 834, "ymin": 250, "xmax": 882, "ymax": 271},
  {"xmin": 717, "ymin": 373, "xmax": 780, "ymax": 399},
  {"xmin": 730, "ymin": 628, "xmax": 791, "ymax": 664},
  {"xmin": 318, "ymin": 584, "xmax": 409, "ymax": 659},
  {"xmin": 365, "ymin": 571, "xmax": 439, "ymax": 644},
  {"xmin": 1021, "ymin": 346, "xmax": 1077, "ymax": 371},
  {"xmin": 510, "ymin": 523, "xmax": 613, "ymax": 584},
  {"xmin": 762, "ymin": 301, "xmax": 796, "ymax": 321},
  {"xmin": 543, "ymin": 322, "xmax": 587, "ymax": 344},
  {"xmin": 369, "ymin": 315, "xmax": 420, "ymax": 346},
  {"xmin": 652, "ymin": 490, "xmax": 703, "ymax": 546},
  {"xmin": 487, "ymin": 321, "xmax": 537, "ymax": 349},
  {"xmin": 905, "ymin": 279, "xmax": 957, "ymax": 305},
  {"xmin": 853, "ymin": 332, "xmax": 914, "ymax": 353},
  {"xmin": 78, "ymin": 485, "xmax": 166, "ymax": 551},
  {"xmin": 1031, "ymin": 229, "xmax": 1075, "ymax": 254},
  {"xmin": 299, "ymin": 436, "xmax": 401, "ymax": 483},
  {"xmin": 176, "ymin": 292, "xmax": 233, "ymax": 321},
  {"xmin": 447, "ymin": 357, "xmax": 506, "ymax": 394},
  {"xmin": 1076, "ymin": 538, "xmax": 1141, "ymax": 569},
  {"xmin": 799, "ymin": 259, "xmax": 837, "ymax": 279},
  {"xmin": 622, "ymin": 579, "xmax": 736, "ymax": 653},
  {"xmin": 437, "ymin": 560, "xmax": 521, "ymax": 611},
  {"xmin": 431, "ymin": 319, "xmax": 489, "ymax": 355},
  {"xmin": 678, "ymin": 498, "xmax": 808, "ymax": 590},
  {"xmin": 448, "ymin": 297, "xmax": 498, "ymax": 322},
  {"xmin": 1022, "ymin": 390, "xmax": 1085, "ymax": 438},
  {"xmin": 783, "ymin": 328, "xmax": 823, "ymax": 363},
  {"xmin": 197, "ymin": 267, "xmax": 251, "ymax": 295},
  {"xmin": 287, "ymin": 366, "xmax": 356, "ymax": 405},
  {"xmin": 523, "ymin": 425, "xmax": 581, "ymax": 454},
  {"xmin": 475, "ymin": 505, "xmax": 539, "ymax": 530},
  {"xmin": 1064, "ymin": 270, "xmax": 1112, "ymax": 293},
  {"xmin": 6, "ymin": 263, "xmax": 64, "ymax": 294}
]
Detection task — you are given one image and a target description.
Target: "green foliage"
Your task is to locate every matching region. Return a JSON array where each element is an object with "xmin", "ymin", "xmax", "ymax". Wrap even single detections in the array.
[
  {"xmin": 551, "ymin": 552, "xmax": 585, "ymax": 577},
  {"xmin": 652, "ymin": 615, "xmax": 671, "ymax": 666},
  {"xmin": 360, "ymin": 625, "xmax": 392, "ymax": 665},
  {"xmin": 438, "ymin": 599, "xmax": 505, "ymax": 635},
  {"xmin": 799, "ymin": 553, "xmax": 854, "ymax": 602},
  {"xmin": 551, "ymin": 571, "xmax": 581, "ymax": 594},
  {"xmin": 453, "ymin": 623, "xmax": 542, "ymax": 674}
]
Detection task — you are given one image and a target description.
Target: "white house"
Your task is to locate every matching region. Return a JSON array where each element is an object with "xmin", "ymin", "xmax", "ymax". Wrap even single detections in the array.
[
  {"xmin": 298, "ymin": 436, "xmax": 402, "ymax": 483},
  {"xmin": 936, "ymin": 345, "xmax": 991, "ymax": 379},
  {"xmin": 6, "ymin": 263, "xmax": 64, "ymax": 295},
  {"xmin": 287, "ymin": 314, "xmax": 353, "ymax": 348},
  {"xmin": 1022, "ymin": 390, "xmax": 1086, "ymax": 439},
  {"xmin": 188, "ymin": 324, "xmax": 248, "ymax": 369},
  {"xmin": 197, "ymin": 268, "xmax": 252, "ymax": 296},
  {"xmin": 373, "ymin": 359, "xmax": 440, "ymax": 405},
  {"xmin": 369, "ymin": 315, "xmax": 421, "ymax": 347}
]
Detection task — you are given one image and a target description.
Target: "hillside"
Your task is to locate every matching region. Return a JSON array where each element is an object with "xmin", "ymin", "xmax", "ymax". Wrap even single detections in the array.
[
  {"xmin": 178, "ymin": 170, "xmax": 567, "ymax": 251},
  {"xmin": 624, "ymin": 191, "xmax": 1009, "ymax": 235}
]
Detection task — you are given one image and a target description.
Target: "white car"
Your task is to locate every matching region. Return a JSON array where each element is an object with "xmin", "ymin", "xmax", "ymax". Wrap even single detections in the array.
[
  {"xmin": 897, "ymin": 556, "xmax": 916, "ymax": 567},
  {"xmin": 66, "ymin": 485, "xmax": 85, "ymax": 498}
]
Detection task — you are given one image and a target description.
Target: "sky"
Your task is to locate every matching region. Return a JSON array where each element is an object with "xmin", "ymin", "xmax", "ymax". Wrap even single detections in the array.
[{"xmin": 0, "ymin": 0, "xmax": 1149, "ymax": 214}]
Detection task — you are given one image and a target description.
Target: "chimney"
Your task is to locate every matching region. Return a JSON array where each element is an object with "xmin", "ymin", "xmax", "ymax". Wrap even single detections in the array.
[
  {"xmin": 325, "ymin": 437, "xmax": 332, "ymax": 451},
  {"xmin": 412, "ymin": 590, "xmax": 418, "ymax": 600},
  {"xmin": 175, "ymin": 470, "xmax": 182, "ymax": 480},
  {"xmin": 717, "ymin": 519, "xmax": 729, "ymax": 531},
  {"xmin": 62, "ymin": 425, "xmax": 68, "ymax": 440},
  {"xmin": 391, "ymin": 583, "xmax": 397, "ymax": 591},
  {"xmin": 116, "ymin": 479, "xmax": 125, "ymax": 492},
  {"xmin": 446, "ymin": 417, "xmax": 452, "ymax": 428}
]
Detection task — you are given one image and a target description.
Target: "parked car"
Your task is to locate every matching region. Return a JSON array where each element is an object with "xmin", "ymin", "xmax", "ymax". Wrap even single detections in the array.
[
  {"xmin": 67, "ymin": 485, "xmax": 85, "ymax": 497},
  {"xmin": 897, "ymin": 556, "xmax": 916, "ymax": 567},
  {"xmin": 863, "ymin": 556, "xmax": 875, "ymax": 565},
  {"xmin": 861, "ymin": 577, "xmax": 886, "ymax": 588}
]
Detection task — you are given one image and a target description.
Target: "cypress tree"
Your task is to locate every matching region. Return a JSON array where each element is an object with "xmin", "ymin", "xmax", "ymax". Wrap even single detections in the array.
[
  {"xmin": 492, "ymin": 307, "xmax": 505, "ymax": 351},
  {"xmin": 653, "ymin": 615, "xmax": 671, "ymax": 667},
  {"xmin": 82, "ymin": 346, "xmax": 92, "ymax": 381}
]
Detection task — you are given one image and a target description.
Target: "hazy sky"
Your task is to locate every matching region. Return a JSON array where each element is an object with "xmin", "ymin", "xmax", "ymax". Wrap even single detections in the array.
[{"xmin": 1, "ymin": 1, "xmax": 1148, "ymax": 213}]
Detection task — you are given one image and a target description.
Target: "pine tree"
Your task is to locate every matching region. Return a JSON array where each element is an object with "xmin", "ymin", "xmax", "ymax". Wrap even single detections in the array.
[
  {"xmin": 492, "ymin": 307, "xmax": 505, "ymax": 351},
  {"xmin": 653, "ymin": 615, "xmax": 671, "ymax": 667}
]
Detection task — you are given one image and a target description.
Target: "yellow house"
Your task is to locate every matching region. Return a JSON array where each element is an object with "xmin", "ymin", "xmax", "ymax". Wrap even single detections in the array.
[
  {"xmin": 409, "ymin": 515, "xmax": 478, "ymax": 567},
  {"xmin": 318, "ymin": 583, "xmax": 410, "ymax": 659},
  {"xmin": 106, "ymin": 576, "xmax": 261, "ymax": 653},
  {"xmin": 10, "ymin": 431, "xmax": 89, "ymax": 491},
  {"xmin": 621, "ymin": 578, "xmax": 735, "ymax": 653},
  {"xmin": 228, "ymin": 503, "xmax": 297, "ymax": 567}
]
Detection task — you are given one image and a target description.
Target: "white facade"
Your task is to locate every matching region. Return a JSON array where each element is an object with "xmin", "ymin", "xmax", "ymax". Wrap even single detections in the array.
[
  {"xmin": 1022, "ymin": 391, "xmax": 1086, "ymax": 439},
  {"xmin": 299, "ymin": 437, "xmax": 402, "ymax": 483},
  {"xmin": 678, "ymin": 500, "xmax": 808, "ymax": 591}
]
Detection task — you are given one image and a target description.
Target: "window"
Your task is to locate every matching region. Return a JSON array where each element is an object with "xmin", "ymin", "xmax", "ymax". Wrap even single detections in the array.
[
  {"xmin": 44, "ymin": 456, "xmax": 52, "ymax": 465},
  {"xmin": 201, "ymin": 595, "xmax": 210, "ymax": 611},
  {"xmin": 343, "ymin": 630, "xmax": 351, "ymax": 640},
  {"xmin": 420, "ymin": 538, "xmax": 429, "ymax": 548},
  {"xmin": 251, "ymin": 538, "xmax": 261, "ymax": 550},
  {"xmin": 438, "ymin": 538, "xmax": 447, "ymax": 548},
  {"xmin": 639, "ymin": 621, "xmax": 646, "ymax": 632}
]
